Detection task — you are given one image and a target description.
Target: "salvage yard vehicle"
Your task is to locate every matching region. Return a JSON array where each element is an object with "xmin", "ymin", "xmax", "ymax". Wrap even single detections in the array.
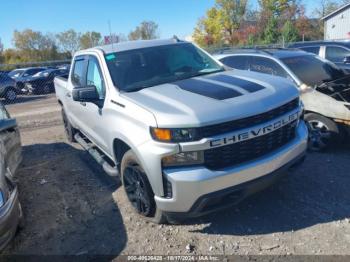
[
  {"xmin": 0, "ymin": 73, "xmax": 17, "ymax": 102},
  {"xmin": 289, "ymin": 40, "xmax": 350, "ymax": 73},
  {"xmin": 8, "ymin": 67, "xmax": 46, "ymax": 90},
  {"xmin": 55, "ymin": 38, "xmax": 307, "ymax": 224},
  {"xmin": 0, "ymin": 103, "xmax": 23, "ymax": 250},
  {"xmin": 23, "ymin": 68, "xmax": 68, "ymax": 94},
  {"xmin": 215, "ymin": 48, "xmax": 350, "ymax": 151}
]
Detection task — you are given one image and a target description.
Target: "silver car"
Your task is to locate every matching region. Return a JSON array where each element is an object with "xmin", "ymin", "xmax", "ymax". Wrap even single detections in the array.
[{"xmin": 215, "ymin": 48, "xmax": 350, "ymax": 151}]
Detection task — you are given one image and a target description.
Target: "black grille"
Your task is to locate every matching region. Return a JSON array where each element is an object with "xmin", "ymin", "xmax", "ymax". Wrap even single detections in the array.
[
  {"xmin": 204, "ymin": 121, "xmax": 297, "ymax": 170},
  {"xmin": 199, "ymin": 98, "xmax": 299, "ymax": 138}
]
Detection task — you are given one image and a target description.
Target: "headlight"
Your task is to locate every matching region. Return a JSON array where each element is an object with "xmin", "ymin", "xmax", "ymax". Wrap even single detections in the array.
[
  {"xmin": 345, "ymin": 104, "xmax": 350, "ymax": 111},
  {"xmin": 162, "ymin": 151, "xmax": 204, "ymax": 167},
  {"xmin": 150, "ymin": 127, "xmax": 198, "ymax": 142}
]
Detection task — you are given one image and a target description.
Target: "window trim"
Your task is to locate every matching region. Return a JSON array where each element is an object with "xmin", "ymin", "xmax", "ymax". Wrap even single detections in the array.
[{"xmin": 70, "ymin": 56, "xmax": 88, "ymax": 87}]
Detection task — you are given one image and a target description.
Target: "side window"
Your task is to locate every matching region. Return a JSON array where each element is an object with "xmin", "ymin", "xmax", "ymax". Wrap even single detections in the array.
[
  {"xmin": 86, "ymin": 56, "xmax": 105, "ymax": 99},
  {"xmin": 71, "ymin": 58, "xmax": 86, "ymax": 87},
  {"xmin": 250, "ymin": 57, "xmax": 288, "ymax": 78},
  {"xmin": 300, "ymin": 46, "xmax": 320, "ymax": 55},
  {"xmin": 326, "ymin": 46, "xmax": 350, "ymax": 63},
  {"xmin": 221, "ymin": 56, "xmax": 248, "ymax": 70}
]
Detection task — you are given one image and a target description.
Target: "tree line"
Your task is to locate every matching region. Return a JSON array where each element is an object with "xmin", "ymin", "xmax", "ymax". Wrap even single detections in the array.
[
  {"xmin": 0, "ymin": 20, "xmax": 159, "ymax": 65},
  {"xmin": 193, "ymin": 0, "xmax": 349, "ymax": 48}
]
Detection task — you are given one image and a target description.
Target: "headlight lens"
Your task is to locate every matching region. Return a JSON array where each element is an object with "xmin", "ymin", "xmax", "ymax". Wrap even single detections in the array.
[
  {"xmin": 162, "ymin": 151, "xmax": 204, "ymax": 167},
  {"xmin": 151, "ymin": 127, "xmax": 198, "ymax": 142}
]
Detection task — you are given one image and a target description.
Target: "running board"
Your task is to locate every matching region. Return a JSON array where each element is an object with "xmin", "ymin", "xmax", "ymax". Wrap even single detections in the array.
[{"xmin": 74, "ymin": 133, "xmax": 119, "ymax": 177}]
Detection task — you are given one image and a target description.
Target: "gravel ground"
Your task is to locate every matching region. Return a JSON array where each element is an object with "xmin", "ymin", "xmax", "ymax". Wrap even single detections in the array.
[{"xmin": 2, "ymin": 96, "xmax": 350, "ymax": 257}]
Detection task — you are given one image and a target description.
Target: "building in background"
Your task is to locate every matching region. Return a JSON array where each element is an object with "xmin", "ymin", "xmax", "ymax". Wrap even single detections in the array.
[{"xmin": 322, "ymin": 3, "xmax": 350, "ymax": 40}]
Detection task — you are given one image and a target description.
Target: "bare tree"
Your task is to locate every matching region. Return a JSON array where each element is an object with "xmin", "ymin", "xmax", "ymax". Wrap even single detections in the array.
[
  {"xmin": 128, "ymin": 21, "xmax": 159, "ymax": 40},
  {"xmin": 56, "ymin": 29, "xmax": 81, "ymax": 56}
]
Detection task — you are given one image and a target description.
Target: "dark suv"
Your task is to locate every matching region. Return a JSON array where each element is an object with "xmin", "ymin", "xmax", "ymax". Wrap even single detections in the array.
[{"xmin": 289, "ymin": 41, "xmax": 350, "ymax": 72}]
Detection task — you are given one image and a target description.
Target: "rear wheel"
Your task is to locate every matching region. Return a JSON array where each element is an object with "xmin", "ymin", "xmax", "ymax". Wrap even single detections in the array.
[
  {"xmin": 121, "ymin": 150, "xmax": 167, "ymax": 224},
  {"xmin": 61, "ymin": 108, "xmax": 77, "ymax": 143},
  {"xmin": 4, "ymin": 88, "xmax": 17, "ymax": 102},
  {"xmin": 305, "ymin": 113, "xmax": 340, "ymax": 151}
]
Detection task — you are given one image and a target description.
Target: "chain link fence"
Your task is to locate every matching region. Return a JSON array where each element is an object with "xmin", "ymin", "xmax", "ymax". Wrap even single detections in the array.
[{"xmin": 0, "ymin": 60, "xmax": 71, "ymax": 104}]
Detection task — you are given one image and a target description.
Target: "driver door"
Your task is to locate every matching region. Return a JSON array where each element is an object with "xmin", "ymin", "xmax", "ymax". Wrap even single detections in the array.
[{"xmin": 76, "ymin": 55, "xmax": 109, "ymax": 153}]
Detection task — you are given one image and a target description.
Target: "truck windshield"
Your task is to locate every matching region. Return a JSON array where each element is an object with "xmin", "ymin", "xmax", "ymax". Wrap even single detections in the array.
[
  {"xmin": 282, "ymin": 55, "xmax": 345, "ymax": 87},
  {"xmin": 104, "ymin": 43, "xmax": 224, "ymax": 92}
]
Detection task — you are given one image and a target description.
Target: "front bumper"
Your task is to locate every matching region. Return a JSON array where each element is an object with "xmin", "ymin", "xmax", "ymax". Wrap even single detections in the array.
[
  {"xmin": 154, "ymin": 121, "xmax": 308, "ymax": 213},
  {"xmin": 0, "ymin": 184, "xmax": 21, "ymax": 251}
]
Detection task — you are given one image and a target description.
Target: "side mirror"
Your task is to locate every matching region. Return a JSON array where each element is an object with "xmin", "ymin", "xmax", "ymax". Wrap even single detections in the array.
[
  {"xmin": 72, "ymin": 85, "xmax": 99, "ymax": 102},
  {"xmin": 343, "ymin": 56, "xmax": 350, "ymax": 64}
]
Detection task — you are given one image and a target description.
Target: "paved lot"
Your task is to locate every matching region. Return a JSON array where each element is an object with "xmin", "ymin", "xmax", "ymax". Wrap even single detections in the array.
[{"xmin": 2, "ymin": 96, "xmax": 350, "ymax": 256}]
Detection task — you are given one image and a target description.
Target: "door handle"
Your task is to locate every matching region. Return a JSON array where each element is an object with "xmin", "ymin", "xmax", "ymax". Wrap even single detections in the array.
[{"xmin": 66, "ymin": 92, "xmax": 71, "ymax": 98}]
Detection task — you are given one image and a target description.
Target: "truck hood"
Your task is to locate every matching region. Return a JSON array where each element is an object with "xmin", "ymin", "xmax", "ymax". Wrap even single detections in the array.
[{"xmin": 121, "ymin": 70, "xmax": 300, "ymax": 128}]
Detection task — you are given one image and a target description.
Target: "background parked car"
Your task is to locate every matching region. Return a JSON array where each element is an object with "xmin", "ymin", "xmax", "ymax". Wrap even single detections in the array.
[
  {"xmin": 8, "ymin": 67, "xmax": 47, "ymax": 90},
  {"xmin": 0, "ymin": 72, "xmax": 18, "ymax": 102},
  {"xmin": 289, "ymin": 41, "xmax": 350, "ymax": 73},
  {"xmin": 23, "ymin": 68, "xmax": 68, "ymax": 94},
  {"xmin": 214, "ymin": 48, "xmax": 350, "ymax": 151},
  {"xmin": 0, "ymin": 103, "xmax": 23, "ymax": 250}
]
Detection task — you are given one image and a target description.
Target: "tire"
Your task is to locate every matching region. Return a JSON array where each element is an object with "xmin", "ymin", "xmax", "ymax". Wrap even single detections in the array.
[
  {"xmin": 305, "ymin": 113, "xmax": 340, "ymax": 151},
  {"xmin": 4, "ymin": 88, "xmax": 17, "ymax": 102},
  {"xmin": 61, "ymin": 108, "xmax": 77, "ymax": 143},
  {"xmin": 121, "ymin": 150, "xmax": 167, "ymax": 224}
]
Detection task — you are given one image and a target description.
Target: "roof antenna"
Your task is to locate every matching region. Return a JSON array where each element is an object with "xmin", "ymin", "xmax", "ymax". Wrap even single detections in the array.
[{"xmin": 108, "ymin": 20, "xmax": 115, "ymax": 51}]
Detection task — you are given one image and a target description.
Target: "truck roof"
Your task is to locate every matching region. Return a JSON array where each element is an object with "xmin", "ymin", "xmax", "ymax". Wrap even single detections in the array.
[{"xmin": 77, "ymin": 38, "xmax": 188, "ymax": 55}]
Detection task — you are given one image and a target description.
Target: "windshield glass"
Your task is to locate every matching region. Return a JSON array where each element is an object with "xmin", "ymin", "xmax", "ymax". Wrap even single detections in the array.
[
  {"xmin": 282, "ymin": 55, "xmax": 345, "ymax": 86},
  {"xmin": 104, "ymin": 43, "xmax": 224, "ymax": 92},
  {"xmin": 8, "ymin": 69, "xmax": 24, "ymax": 78}
]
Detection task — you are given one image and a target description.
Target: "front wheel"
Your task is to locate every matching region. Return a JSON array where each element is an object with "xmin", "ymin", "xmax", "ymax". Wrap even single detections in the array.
[
  {"xmin": 121, "ymin": 150, "xmax": 167, "ymax": 224},
  {"xmin": 305, "ymin": 113, "xmax": 340, "ymax": 151}
]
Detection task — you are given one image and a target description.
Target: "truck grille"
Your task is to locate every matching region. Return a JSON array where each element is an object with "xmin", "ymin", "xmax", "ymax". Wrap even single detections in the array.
[
  {"xmin": 204, "ymin": 121, "xmax": 297, "ymax": 170},
  {"xmin": 198, "ymin": 98, "xmax": 299, "ymax": 138}
]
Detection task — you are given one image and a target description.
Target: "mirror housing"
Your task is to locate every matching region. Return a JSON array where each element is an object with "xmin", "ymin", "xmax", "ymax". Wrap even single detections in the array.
[
  {"xmin": 343, "ymin": 56, "xmax": 350, "ymax": 64},
  {"xmin": 72, "ymin": 86, "xmax": 99, "ymax": 102}
]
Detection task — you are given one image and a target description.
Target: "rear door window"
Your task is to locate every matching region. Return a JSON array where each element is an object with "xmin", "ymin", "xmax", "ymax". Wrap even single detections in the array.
[
  {"xmin": 220, "ymin": 56, "xmax": 249, "ymax": 70},
  {"xmin": 250, "ymin": 57, "xmax": 288, "ymax": 78},
  {"xmin": 326, "ymin": 46, "xmax": 350, "ymax": 63},
  {"xmin": 71, "ymin": 57, "xmax": 86, "ymax": 87}
]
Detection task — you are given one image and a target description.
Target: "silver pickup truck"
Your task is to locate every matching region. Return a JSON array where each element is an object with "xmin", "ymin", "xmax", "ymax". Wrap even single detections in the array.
[{"xmin": 54, "ymin": 38, "xmax": 307, "ymax": 223}]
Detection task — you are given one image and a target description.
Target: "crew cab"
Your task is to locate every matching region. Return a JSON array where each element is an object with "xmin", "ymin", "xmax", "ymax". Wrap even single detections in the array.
[{"xmin": 55, "ymin": 39, "xmax": 307, "ymax": 223}]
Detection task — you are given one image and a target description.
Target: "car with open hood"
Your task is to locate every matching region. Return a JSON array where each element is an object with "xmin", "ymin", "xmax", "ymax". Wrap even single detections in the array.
[{"xmin": 214, "ymin": 48, "xmax": 350, "ymax": 151}]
